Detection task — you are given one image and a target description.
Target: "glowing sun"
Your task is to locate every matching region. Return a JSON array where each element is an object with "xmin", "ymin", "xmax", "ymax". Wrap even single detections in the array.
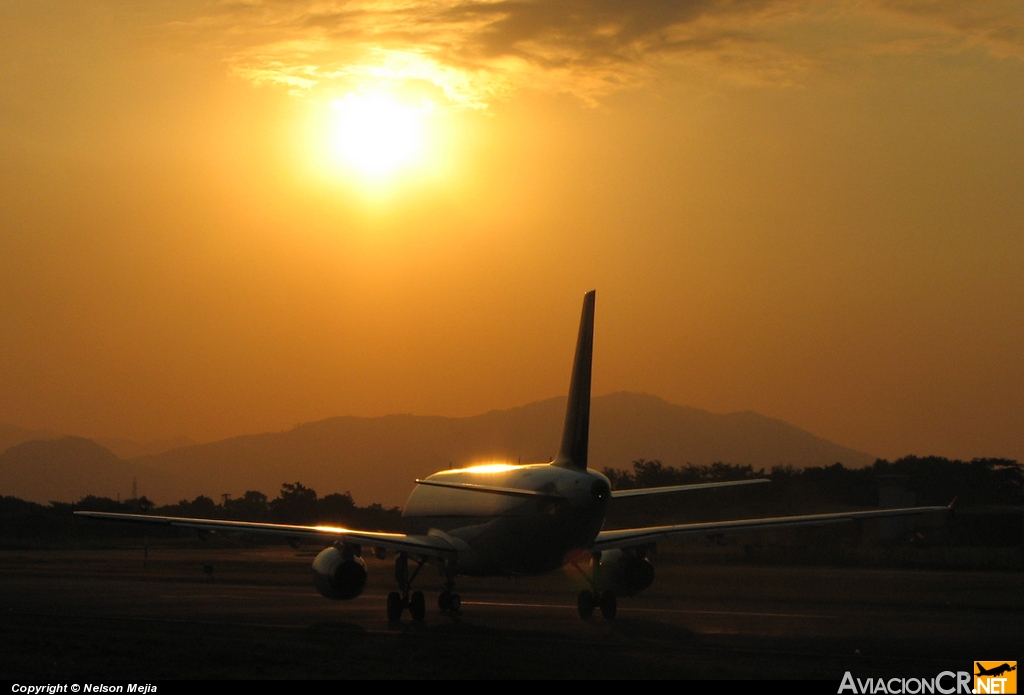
[{"xmin": 330, "ymin": 92, "xmax": 432, "ymax": 179}]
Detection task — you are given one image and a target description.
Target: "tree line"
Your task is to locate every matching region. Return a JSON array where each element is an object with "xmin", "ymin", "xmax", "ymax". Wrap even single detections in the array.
[
  {"xmin": 603, "ymin": 455, "xmax": 1024, "ymax": 507},
  {"xmin": 3, "ymin": 456, "xmax": 1021, "ymax": 546}
]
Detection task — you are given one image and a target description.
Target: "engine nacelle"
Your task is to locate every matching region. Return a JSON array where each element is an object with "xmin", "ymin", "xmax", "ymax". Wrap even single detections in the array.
[
  {"xmin": 312, "ymin": 546, "xmax": 367, "ymax": 600},
  {"xmin": 598, "ymin": 548, "xmax": 655, "ymax": 597}
]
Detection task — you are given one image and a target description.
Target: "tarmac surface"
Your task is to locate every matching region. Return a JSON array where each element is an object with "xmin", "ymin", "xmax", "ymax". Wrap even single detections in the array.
[{"xmin": 1, "ymin": 546, "xmax": 1021, "ymax": 679}]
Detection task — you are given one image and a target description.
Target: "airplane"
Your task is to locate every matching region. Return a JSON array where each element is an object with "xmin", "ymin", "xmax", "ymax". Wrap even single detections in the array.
[
  {"xmin": 976, "ymin": 664, "xmax": 1017, "ymax": 677},
  {"xmin": 76, "ymin": 290, "xmax": 949, "ymax": 622}
]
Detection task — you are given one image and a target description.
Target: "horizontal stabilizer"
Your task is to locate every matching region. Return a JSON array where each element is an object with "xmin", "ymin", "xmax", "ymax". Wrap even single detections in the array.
[
  {"xmin": 414, "ymin": 478, "xmax": 565, "ymax": 500},
  {"xmin": 611, "ymin": 478, "xmax": 770, "ymax": 498}
]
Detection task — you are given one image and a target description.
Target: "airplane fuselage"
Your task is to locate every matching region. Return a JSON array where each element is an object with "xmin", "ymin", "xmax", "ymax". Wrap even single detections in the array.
[{"xmin": 401, "ymin": 463, "xmax": 611, "ymax": 576}]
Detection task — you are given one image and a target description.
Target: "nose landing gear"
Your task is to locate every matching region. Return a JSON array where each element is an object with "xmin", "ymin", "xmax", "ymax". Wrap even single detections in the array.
[
  {"xmin": 438, "ymin": 590, "xmax": 461, "ymax": 613},
  {"xmin": 438, "ymin": 564, "xmax": 462, "ymax": 614}
]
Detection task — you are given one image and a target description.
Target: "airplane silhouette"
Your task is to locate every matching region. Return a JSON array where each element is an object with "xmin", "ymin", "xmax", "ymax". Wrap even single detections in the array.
[
  {"xmin": 77, "ymin": 291, "xmax": 949, "ymax": 621},
  {"xmin": 976, "ymin": 664, "xmax": 1017, "ymax": 677}
]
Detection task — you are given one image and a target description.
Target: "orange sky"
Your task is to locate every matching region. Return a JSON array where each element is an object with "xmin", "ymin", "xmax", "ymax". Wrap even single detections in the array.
[{"xmin": 1, "ymin": 0, "xmax": 1023, "ymax": 463}]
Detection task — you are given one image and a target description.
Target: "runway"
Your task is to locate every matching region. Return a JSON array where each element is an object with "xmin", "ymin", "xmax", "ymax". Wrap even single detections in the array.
[{"xmin": 1, "ymin": 546, "xmax": 1020, "ymax": 679}]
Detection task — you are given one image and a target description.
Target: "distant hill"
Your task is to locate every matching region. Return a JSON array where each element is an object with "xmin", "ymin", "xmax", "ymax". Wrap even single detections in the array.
[
  {"xmin": 130, "ymin": 392, "xmax": 873, "ymax": 507},
  {"xmin": 0, "ymin": 436, "xmax": 169, "ymax": 503},
  {"xmin": 95, "ymin": 436, "xmax": 197, "ymax": 460},
  {"xmin": 0, "ymin": 393, "xmax": 874, "ymax": 506},
  {"xmin": 0, "ymin": 423, "xmax": 197, "ymax": 461},
  {"xmin": 0, "ymin": 423, "xmax": 62, "ymax": 456}
]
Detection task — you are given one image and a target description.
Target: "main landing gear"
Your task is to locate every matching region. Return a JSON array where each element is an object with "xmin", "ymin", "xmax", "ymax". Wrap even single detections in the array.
[
  {"xmin": 387, "ymin": 552, "xmax": 462, "ymax": 622},
  {"xmin": 577, "ymin": 588, "xmax": 616, "ymax": 620},
  {"xmin": 387, "ymin": 552, "xmax": 427, "ymax": 622},
  {"xmin": 572, "ymin": 550, "xmax": 617, "ymax": 620}
]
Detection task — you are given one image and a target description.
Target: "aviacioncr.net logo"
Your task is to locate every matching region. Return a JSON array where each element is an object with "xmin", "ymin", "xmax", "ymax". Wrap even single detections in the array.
[
  {"xmin": 974, "ymin": 662, "xmax": 1017, "ymax": 694},
  {"xmin": 839, "ymin": 671, "xmax": 972, "ymax": 694}
]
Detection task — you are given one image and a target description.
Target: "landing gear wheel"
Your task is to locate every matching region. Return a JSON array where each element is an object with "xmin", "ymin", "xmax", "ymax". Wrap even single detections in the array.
[
  {"xmin": 599, "ymin": 590, "xmax": 617, "ymax": 619},
  {"xmin": 387, "ymin": 591, "xmax": 403, "ymax": 622},
  {"xmin": 439, "ymin": 590, "xmax": 463, "ymax": 614},
  {"xmin": 577, "ymin": 590, "xmax": 595, "ymax": 620},
  {"xmin": 410, "ymin": 591, "xmax": 426, "ymax": 621}
]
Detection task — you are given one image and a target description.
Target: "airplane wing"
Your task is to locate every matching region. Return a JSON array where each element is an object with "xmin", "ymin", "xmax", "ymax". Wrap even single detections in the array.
[
  {"xmin": 611, "ymin": 478, "xmax": 770, "ymax": 498},
  {"xmin": 73, "ymin": 511, "xmax": 458, "ymax": 559},
  {"xmin": 591, "ymin": 505, "xmax": 950, "ymax": 552}
]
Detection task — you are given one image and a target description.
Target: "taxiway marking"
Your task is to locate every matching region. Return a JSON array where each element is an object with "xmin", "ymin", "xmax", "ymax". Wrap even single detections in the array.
[{"xmin": 462, "ymin": 600, "xmax": 836, "ymax": 619}]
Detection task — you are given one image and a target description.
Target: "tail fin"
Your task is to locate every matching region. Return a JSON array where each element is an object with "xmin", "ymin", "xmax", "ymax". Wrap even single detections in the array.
[{"xmin": 553, "ymin": 290, "xmax": 595, "ymax": 471}]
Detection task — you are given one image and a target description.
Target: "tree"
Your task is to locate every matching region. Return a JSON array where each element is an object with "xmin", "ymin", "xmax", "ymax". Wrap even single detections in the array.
[{"xmin": 271, "ymin": 482, "xmax": 318, "ymax": 523}]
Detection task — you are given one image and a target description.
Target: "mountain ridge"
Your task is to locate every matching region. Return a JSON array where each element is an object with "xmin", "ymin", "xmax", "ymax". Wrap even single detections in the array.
[{"xmin": 1, "ymin": 392, "xmax": 874, "ymax": 506}]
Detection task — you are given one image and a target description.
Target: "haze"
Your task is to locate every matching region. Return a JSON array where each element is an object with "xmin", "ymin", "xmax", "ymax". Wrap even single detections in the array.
[{"xmin": 2, "ymin": 1, "xmax": 1022, "ymax": 464}]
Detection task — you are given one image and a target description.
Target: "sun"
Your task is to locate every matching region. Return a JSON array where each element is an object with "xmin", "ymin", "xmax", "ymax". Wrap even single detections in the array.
[{"xmin": 329, "ymin": 92, "xmax": 432, "ymax": 179}]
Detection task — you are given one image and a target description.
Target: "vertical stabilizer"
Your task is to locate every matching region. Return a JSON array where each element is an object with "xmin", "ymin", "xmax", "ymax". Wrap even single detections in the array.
[{"xmin": 553, "ymin": 290, "xmax": 595, "ymax": 471}]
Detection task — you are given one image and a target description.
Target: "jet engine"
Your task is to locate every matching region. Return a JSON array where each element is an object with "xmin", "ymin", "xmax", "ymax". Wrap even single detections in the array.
[
  {"xmin": 312, "ymin": 546, "xmax": 367, "ymax": 600},
  {"xmin": 598, "ymin": 548, "xmax": 655, "ymax": 597}
]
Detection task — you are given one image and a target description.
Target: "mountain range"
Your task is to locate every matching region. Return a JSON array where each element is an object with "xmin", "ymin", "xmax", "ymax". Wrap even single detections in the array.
[{"xmin": 0, "ymin": 392, "xmax": 875, "ymax": 507}]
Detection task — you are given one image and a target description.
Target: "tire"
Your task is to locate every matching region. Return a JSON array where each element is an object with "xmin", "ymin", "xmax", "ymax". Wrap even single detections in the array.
[
  {"xmin": 410, "ymin": 590, "xmax": 426, "ymax": 621},
  {"xmin": 438, "ymin": 591, "xmax": 451, "ymax": 612},
  {"xmin": 449, "ymin": 593, "xmax": 461, "ymax": 612},
  {"xmin": 387, "ymin": 591, "xmax": 403, "ymax": 622},
  {"xmin": 599, "ymin": 590, "xmax": 617, "ymax": 619},
  {"xmin": 577, "ymin": 590, "xmax": 595, "ymax": 620}
]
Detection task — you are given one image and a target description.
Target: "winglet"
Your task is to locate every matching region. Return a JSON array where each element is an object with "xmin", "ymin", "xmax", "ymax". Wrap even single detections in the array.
[{"xmin": 553, "ymin": 290, "xmax": 595, "ymax": 471}]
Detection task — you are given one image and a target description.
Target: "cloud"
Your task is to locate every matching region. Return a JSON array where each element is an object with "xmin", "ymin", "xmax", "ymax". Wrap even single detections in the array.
[
  {"xmin": 873, "ymin": 1, "xmax": 1024, "ymax": 59},
  {"xmin": 177, "ymin": 0, "xmax": 1024, "ymax": 107}
]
